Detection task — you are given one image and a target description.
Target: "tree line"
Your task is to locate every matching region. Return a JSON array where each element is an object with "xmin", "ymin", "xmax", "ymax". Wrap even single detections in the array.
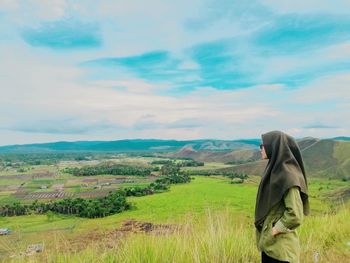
[
  {"xmin": 0, "ymin": 190, "xmax": 129, "ymax": 218},
  {"xmin": 64, "ymin": 162, "xmax": 154, "ymax": 176}
]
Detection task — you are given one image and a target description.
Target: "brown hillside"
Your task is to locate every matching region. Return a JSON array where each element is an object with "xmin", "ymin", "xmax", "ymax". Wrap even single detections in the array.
[
  {"xmin": 220, "ymin": 139, "xmax": 350, "ymax": 179},
  {"xmin": 166, "ymin": 146, "xmax": 260, "ymax": 163}
]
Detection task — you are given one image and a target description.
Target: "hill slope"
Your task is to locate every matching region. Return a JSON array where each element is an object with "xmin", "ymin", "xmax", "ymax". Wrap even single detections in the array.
[
  {"xmin": 219, "ymin": 139, "xmax": 350, "ymax": 179},
  {"xmin": 166, "ymin": 145, "xmax": 261, "ymax": 163},
  {"xmin": 167, "ymin": 137, "xmax": 319, "ymax": 164}
]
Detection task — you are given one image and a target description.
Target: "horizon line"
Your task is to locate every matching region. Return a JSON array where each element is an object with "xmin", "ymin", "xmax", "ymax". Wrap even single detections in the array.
[{"xmin": 0, "ymin": 135, "xmax": 349, "ymax": 148}]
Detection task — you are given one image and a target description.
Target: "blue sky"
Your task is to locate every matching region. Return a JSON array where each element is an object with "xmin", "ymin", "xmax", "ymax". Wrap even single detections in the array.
[{"xmin": 0, "ymin": 0, "xmax": 349, "ymax": 145}]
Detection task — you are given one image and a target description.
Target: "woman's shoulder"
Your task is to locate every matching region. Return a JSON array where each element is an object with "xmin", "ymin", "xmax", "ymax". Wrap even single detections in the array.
[
  {"xmin": 265, "ymin": 186, "xmax": 302, "ymax": 223},
  {"xmin": 283, "ymin": 186, "xmax": 302, "ymax": 200},
  {"xmin": 268, "ymin": 187, "xmax": 301, "ymax": 216}
]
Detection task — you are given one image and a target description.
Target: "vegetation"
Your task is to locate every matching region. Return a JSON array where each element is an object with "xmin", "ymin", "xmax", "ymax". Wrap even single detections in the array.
[
  {"xmin": 225, "ymin": 159, "xmax": 255, "ymax": 165},
  {"xmin": 0, "ymin": 190, "xmax": 130, "ymax": 218},
  {"xmin": 158, "ymin": 163, "xmax": 192, "ymax": 183},
  {"xmin": 186, "ymin": 169, "xmax": 248, "ymax": 179},
  {"xmin": 116, "ymin": 164, "xmax": 193, "ymax": 197},
  {"xmin": 151, "ymin": 160, "xmax": 174, "ymax": 165},
  {"xmin": 0, "ymin": 152, "xmax": 96, "ymax": 166},
  {"xmin": 64, "ymin": 162, "xmax": 153, "ymax": 176},
  {"xmin": 151, "ymin": 159, "xmax": 204, "ymax": 167},
  {"xmin": 26, "ymin": 205, "xmax": 349, "ymax": 263}
]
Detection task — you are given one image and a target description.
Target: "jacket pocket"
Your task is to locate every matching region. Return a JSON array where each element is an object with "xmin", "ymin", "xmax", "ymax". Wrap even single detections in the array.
[{"xmin": 262, "ymin": 222, "xmax": 277, "ymax": 247}]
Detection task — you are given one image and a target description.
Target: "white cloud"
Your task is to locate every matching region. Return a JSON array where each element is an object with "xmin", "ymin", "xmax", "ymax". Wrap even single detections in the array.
[
  {"xmin": 87, "ymin": 79, "xmax": 168, "ymax": 94},
  {"xmin": 0, "ymin": 41, "xmax": 282, "ymax": 144},
  {"xmin": 291, "ymin": 72, "xmax": 350, "ymax": 103},
  {"xmin": 324, "ymin": 41, "xmax": 350, "ymax": 60},
  {"xmin": 29, "ymin": 0, "xmax": 67, "ymax": 20},
  {"xmin": 0, "ymin": 0, "xmax": 19, "ymax": 11},
  {"xmin": 260, "ymin": 0, "xmax": 350, "ymax": 15}
]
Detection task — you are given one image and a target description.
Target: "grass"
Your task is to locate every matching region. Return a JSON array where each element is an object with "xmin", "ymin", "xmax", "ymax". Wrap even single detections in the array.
[
  {"xmin": 3, "ymin": 203, "xmax": 349, "ymax": 262},
  {"xmin": 0, "ymin": 179, "xmax": 23, "ymax": 186},
  {"xmin": 0, "ymin": 194, "xmax": 20, "ymax": 205},
  {"xmin": 0, "ymin": 175, "xmax": 349, "ymax": 262}
]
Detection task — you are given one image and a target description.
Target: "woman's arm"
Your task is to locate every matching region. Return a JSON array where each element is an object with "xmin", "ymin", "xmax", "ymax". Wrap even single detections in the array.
[{"xmin": 273, "ymin": 186, "xmax": 304, "ymax": 235}]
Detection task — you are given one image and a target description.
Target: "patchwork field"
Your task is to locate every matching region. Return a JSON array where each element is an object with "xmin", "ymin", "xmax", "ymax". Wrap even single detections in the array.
[{"xmin": 0, "ymin": 158, "xmax": 160, "ymax": 206}]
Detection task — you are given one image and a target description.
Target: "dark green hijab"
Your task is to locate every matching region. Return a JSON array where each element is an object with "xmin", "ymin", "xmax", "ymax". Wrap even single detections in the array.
[{"xmin": 254, "ymin": 130, "xmax": 310, "ymax": 230}]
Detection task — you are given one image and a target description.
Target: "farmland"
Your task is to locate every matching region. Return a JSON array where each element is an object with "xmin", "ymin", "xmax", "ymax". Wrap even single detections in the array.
[{"xmin": 0, "ymin": 156, "xmax": 162, "ymax": 206}]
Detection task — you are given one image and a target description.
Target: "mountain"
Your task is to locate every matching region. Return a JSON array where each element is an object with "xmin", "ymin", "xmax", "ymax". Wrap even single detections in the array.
[
  {"xmin": 332, "ymin": 136, "xmax": 350, "ymax": 141},
  {"xmin": 302, "ymin": 139, "xmax": 350, "ymax": 178},
  {"xmin": 219, "ymin": 138, "xmax": 350, "ymax": 179},
  {"xmin": 0, "ymin": 139, "xmax": 260, "ymax": 153},
  {"xmin": 165, "ymin": 145, "xmax": 261, "ymax": 163},
  {"xmin": 296, "ymin": 137, "xmax": 319, "ymax": 150},
  {"xmin": 166, "ymin": 137, "xmax": 319, "ymax": 163}
]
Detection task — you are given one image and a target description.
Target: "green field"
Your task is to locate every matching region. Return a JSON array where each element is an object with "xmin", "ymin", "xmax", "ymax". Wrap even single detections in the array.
[{"xmin": 0, "ymin": 175, "xmax": 349, "ymax": 262}]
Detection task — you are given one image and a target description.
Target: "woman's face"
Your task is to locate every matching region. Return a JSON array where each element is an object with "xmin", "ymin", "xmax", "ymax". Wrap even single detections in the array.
[{"xmin": 260, "ymin": 145, "xmax": 268, "ymax": 160}]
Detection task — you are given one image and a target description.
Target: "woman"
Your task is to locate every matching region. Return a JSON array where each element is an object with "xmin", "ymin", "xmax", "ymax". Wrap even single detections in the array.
[{"xmin": 254, "ymin": 130, "xmax": 310, "ymax": 263}]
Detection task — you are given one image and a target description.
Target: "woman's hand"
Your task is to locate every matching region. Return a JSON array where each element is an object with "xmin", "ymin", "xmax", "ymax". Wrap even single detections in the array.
[{"xmin": 272, "ymin": 226, "xmax": 279, "ymax": 236}]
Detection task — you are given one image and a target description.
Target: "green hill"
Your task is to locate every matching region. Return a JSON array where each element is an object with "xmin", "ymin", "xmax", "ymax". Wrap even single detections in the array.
[{"xmin": 220, "ymin": 139, "xmax": 350, "ymax": 179}]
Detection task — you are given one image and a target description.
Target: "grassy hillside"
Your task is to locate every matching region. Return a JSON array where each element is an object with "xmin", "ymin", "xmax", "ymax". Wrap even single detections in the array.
[
  {"xmin": 166, "ymin": 137, "xmax": 320, "ymax": 164},
  {"xmin": 303, "ymin": 139, "xmax": 350, "ymax": 179},
  {"xmin": 1, "ymin": 176, "xmax": 349, "ymax": 262},
  {"xmin": 166, "ymin": 145, "xmax": 260, "ymax": 163},
  {"xmin": 296, "ymin": 137, "xmax": 319, "ymax": 150},
  {"xmin": 220, "ymin": 139, "xmax": 350, "ymax": 179},
  {"xmin": 219, "ymin": 160, "xmax": 268, "ymax": 176},
  {"xmin": 332, "ymin": 140, "xmax": 350, "ymax": 177}
]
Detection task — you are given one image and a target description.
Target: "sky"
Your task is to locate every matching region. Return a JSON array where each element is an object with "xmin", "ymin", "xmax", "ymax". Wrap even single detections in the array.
[{"xmin": 0, "ymin": 0, "xmax": 350, "ymax": 146}]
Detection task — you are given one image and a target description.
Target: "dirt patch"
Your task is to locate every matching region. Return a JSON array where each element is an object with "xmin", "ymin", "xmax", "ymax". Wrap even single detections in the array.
[
  {"xmin": 77, "ymin": 190, "xmax": 111, "ymax": 198},
  {"xmin": 0, "ymin": 172, "xmax": 55, "ymax": 180},
  {"xmin": 23, "ymin": 192, "xmax": 74, "ymax": 200},
  {"xmin": 323, "ymin": 187, "xmax": 350, "ymax": 204},
  {"xmin": 51, "ymin": 184, "xmax": 64, "ymax": 191},
  {"xmin": 115, "ymin": 219, "xmax": 181, "ymax": 235},
  {"xmin": 67, "ymin": 219, "xmax": 182, "ymax": 252},
  {"xmin": 82, "ymin": 178, "xmax": 99, "ymax": 183}
]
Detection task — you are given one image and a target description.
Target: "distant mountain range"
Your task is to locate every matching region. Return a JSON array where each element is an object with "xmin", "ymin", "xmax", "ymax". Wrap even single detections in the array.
[
  {"xmin": 0, "ymin": 137, "xmax": 348, "ymax": 179},
  {"xmin": 0, "ymin": 139, "xmax": 261, "ymax": 153},
  {"xmin": 0, "ymin": 137, "xmax": 348, "ymax": 153}
]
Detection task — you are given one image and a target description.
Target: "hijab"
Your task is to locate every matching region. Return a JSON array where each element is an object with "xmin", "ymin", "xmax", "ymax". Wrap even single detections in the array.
[{"xmin": 254, "ymin": 130, "xmax": 310, "ymax": 230}]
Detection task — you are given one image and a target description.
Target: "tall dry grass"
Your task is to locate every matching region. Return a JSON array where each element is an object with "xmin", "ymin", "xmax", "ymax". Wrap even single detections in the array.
[{"xmin": 5, "ymin": 203, "xmax": 349, "ymax": 263}]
